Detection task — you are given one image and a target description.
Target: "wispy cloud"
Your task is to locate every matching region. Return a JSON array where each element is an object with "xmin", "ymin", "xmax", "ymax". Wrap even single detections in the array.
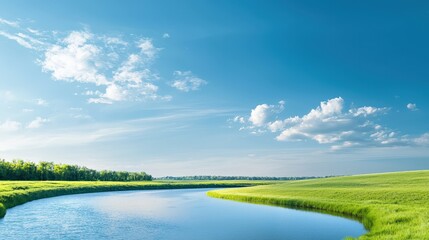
[
  {"xmin": 0, "ymin": 18, "xmax": 19, "ymax": 27},
  {"xmin": 22, "ymin": 108, "xmax": 34, "ymax": 113},
  {"xmin": 0, "ymin": 107, "xmax": 232, "ymax": 151},
  {"xmin": 0, "ymin": 120, "xmax": 22, "ymax": 132},
  {"xmin": 27, "ymin": 117, "xmax": 50, "ymax": 129},
  {"xmin": 170, "ymin": 71, "xmax": 207, "ymax": 92},
  {"xmin": 162, "ymin": 33, "xmax": 170, "ymax": 39},
  {"xmin": 233, "ymin": 97, "xmax": 428, "ymax": 150},
  {"xmin": 0, "ymin": 90, "xmax": 15, "ymax": 101},
  {"xmin": 137, "ymin": 38, "xmax": 159, "ymax": 59},
  {"xmin": 35, "ymin": 98, "xmax": 48, "ymax": 106},
  {"xmin": 0, "ymin": 30, "xmax": 36, "ymax": 49}
]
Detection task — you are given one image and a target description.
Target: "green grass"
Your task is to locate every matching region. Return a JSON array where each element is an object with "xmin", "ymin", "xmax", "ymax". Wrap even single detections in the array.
[
  {"xmin": 208, "ymin": 170, "xmax": 429, "ymax": 240},
  {"xmin": 0, "ymin": 180, "xmax": 272, "ymax": 218}
]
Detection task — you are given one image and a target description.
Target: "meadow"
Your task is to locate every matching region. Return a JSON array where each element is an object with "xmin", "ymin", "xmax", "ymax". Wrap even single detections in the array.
[{"xmin": 208, "ymin": 170, "xmax": 429, "ymax": 240}]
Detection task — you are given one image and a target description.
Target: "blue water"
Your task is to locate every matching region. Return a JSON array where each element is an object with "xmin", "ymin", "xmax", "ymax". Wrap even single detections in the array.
[{"xmin": 0, "ymin": 189, "xmax": 365, "ymax": 239}]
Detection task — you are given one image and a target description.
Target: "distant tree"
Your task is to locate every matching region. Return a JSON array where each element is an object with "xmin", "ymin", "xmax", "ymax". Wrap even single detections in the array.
[
  {"xmin": 0, "ymin": 159, "xmax": 152, "ymax": 181},
  {"xmin": 156, "ymin": 175, "xmax": 332, "ymax": 181}
]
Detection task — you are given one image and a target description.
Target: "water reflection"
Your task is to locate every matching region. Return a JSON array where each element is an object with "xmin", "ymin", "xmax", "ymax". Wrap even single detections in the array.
[
  {"xmin": 0, "ymin": 189, "xmax": 366, "ymax": 240},
  {"xmin": 92, "ymin": 191, "xmax": 185, "ymax": 219}
]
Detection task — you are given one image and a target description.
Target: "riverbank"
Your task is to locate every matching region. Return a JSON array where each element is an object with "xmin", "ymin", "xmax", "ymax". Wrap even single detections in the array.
[
  {"xmin": 0, "ymin": 180, "xmax": 272, "ymax": 218},
  {"xmin": 207, "ymin": 170, "xmax": 429, "ymax": 240}
]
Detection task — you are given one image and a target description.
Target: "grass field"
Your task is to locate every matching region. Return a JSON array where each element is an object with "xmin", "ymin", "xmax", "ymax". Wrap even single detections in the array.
[
  {"xmin": 208, "ymin": 170, "xmax": 429, "ymax": 240},
  {"xmin": 0, "ymin": 180, "xmax": 271, "ymax": 218}
]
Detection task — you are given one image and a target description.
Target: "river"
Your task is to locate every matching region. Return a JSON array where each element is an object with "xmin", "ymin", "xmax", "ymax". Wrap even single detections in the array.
[{"xmin": 0, "ymin": 188, "xmax": 366, "ymax": 239}]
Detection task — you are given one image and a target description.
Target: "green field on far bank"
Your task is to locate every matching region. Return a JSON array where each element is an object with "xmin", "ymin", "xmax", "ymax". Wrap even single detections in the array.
[{"xmin": 208, "ymin": 170, "xmax": 429, "ymax": 240}]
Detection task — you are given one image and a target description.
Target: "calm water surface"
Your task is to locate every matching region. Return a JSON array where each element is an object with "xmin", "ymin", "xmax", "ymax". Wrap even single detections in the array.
[{"xmin": 0, "ymin": 189, "xmax": 365, "ymax": 239}]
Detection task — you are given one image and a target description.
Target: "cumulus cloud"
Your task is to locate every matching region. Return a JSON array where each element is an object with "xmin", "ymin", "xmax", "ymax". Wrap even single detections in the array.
[
  {"xmin": 170, "ymin": 71, "xmax": 207, "ymax": 92},
  {"xmin": 27, "ymin": 117, "xmax": 50, "ymax": 129},
  {"xmin": 0, "ymin": 20, "xmax": 180, "ymax": 104},
  {"xmin": 42, "ymin": 31, "xmax": 109, "ymax": 85},
  {"xmin": 231, "ymin": 97, "xmax": 427, "ymax": 150},
  {"xmin": 233, "ymin": 100, "xmax": 285, "ymax": 128},
  {"xmin": 407, "ymin": 103, "xmax": 418, "ymax": 111},
  {"xmin": 0, "ymin": 120, "xmax": 21, "ymax": 132},
  {"xmin": 87, "ymin": 53, "xmax": 161, "ymax": 104},
  {"xmin": 248, "ymin": 101, "xmax": 285, "ymax": 127},
  {"xmin": 249, "ymin": 104, "xmax": 271, "ymax": 127}
]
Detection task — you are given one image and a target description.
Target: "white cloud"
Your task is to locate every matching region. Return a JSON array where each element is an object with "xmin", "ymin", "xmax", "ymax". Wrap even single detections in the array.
[
  {"xmin": 170, "ymin": 71, "xmax": 207, "ymax": 92},
  {"xmin": 0, "ymin": 22, "xmax": 196, "ymax": 104},
  {"xmin": 100, "ymin": 84, "xmax": 127, "ymax": 102},
  {"xmin": 87, "ymin": 97, "xmax": 114, "ymax": 104},
  {"xmin": 0, "ymin": 91, "xmax": 15, "ymax": 101},
  {"xmin": 22, "ymin": 108, "xmax": 34, "ymax": 113},
  {"xmin": 114, "ymin": 54, "xmax": 148, "ymax": 85},
  {"xmin": 162, "ymin": 33, "xmax": 170, "ymax": 38},
  {"xmin": 407, "ymin": 103, "xmax": 418, "ymax": 111},
  {"xmin": 27, "ymin": 117, "xmax": 50, "ymax": 129},
  {"xmin": 72, "ymin": 114, "xmax": 92, "ymax": 120},
  {"xmin": 232, "ymin": 101, "xmax": 285, "ymax": 130},
  {"xmin": 0, "ymin": 30, "xmax": 35, "ymax": 49},
  {"xmin": 27, "ymin": 28, "xmax": 42, "ymax": 36},
  {"xmin": 415, "ymin": 133, "xmax": 429, "ymax": 146},
  {"xmin": 83, "ymin": 90, "xmax": 101, "ymax": 96},
  {"xmin": 232, "ymin": 97, "xmax": 421, "ymax": 150},
  {"xmin": 0, "ymin": 120, "xmax": 21, "ymax": 132},
  {"xmin": 101, "ymin": 36, "xmax": 127, "ymax": 46},
  {"xmin": 268, "ymin": 118, "xmax": 297, "ymax": 132},
  {"xmin": 40, "ymin": 31, "xmax": 166, "ymax": 104},
  {"xmin": 87, "ymin": 53, "xmax": 161, "ymax": 104},
  {"xmin": 233, "ymin": 116, "xmax": 245, "ymax": 124},
  {"xmin": 0, "ymin": 18, "xmax": 19, "ymax": 27},
  {"xmin": 350, "ymin": 106, "xmax": 387, "ymax": 117},
  {"xmin": 36, "ymin": 98, "xmax": 48, "ymax": 106},
  {"xmin": 138, "ymin": 38, "xmax": 158, "ymax": 59},
  {"xmin": 42, "ymin": 31, "xmax": 109, "ymax": 86},
  {"xmin": 249, "ymin": 104, "xmax": 271, "ymax": 127},
  {"xmin": 275, "ymin": 98, "xmax": 391, "ymax": 148}
]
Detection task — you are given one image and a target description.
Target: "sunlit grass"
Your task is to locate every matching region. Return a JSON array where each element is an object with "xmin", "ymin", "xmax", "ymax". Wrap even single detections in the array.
[{"xmin": 208, "ymin": 170, "xmax": 429, "ymax": 239}]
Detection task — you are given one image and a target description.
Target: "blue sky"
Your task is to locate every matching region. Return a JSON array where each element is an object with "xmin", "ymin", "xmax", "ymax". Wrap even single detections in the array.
[{"xmin": 0, "ymin": 0, "xmax": 428, "ymax": 177}]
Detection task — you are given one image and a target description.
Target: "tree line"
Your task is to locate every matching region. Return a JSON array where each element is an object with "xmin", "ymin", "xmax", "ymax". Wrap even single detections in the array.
[
  {"xmin": 0, "ymin": 159, "xmax": 152, "ymax": 181},
  {"xmin": 156, "ymin": 175, "xmax": 333, "ymax": 181}
]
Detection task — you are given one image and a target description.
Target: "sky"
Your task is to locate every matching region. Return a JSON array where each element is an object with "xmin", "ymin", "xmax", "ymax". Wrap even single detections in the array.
[{"xmin": 0, "ymin": 0, "xmax": 428, "ymax": 177}]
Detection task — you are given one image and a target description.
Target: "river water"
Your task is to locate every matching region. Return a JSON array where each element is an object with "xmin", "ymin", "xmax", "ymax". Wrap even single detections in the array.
[{"xmin": 0, "ymin": 188, "xmax": 366, "ymax": 239}]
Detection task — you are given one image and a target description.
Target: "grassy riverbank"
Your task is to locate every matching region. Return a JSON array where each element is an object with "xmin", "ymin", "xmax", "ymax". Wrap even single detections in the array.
[
  {"xmin": 208, "ymin": 170, "xmax": 429, "ymax": 240},
  {"xmin": 0, "ymin": 180, "xmax": 271, "ymax": 218}
]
